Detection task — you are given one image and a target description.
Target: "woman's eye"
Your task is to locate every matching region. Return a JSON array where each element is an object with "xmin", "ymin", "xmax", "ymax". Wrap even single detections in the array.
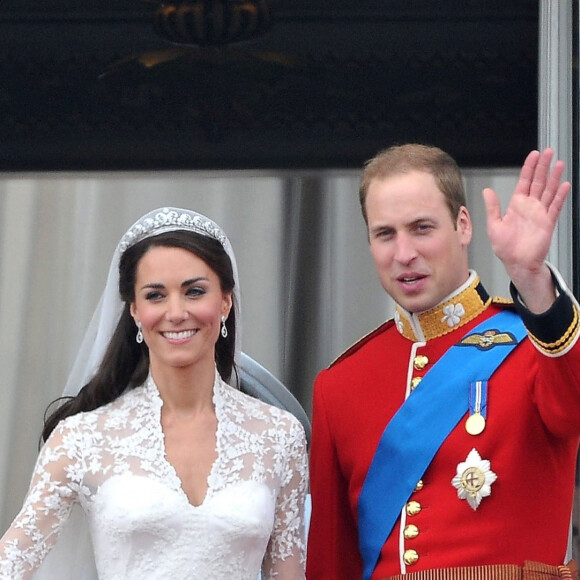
[
  {"xmin": 145, "ymin": 291, "xmax": 164, "ymax": 301},
  {"xmin": 187, "ymin": 286, "xmax": 206, "ymax": 297}
]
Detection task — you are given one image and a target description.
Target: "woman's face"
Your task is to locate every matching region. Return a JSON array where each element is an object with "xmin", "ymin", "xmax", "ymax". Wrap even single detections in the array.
[{"xmin": 130, "ymin": 245, "xmax": 232, "ymax": 375}]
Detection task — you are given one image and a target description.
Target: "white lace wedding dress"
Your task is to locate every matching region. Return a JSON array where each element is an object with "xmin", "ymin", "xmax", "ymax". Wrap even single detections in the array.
[{"xmin": 0, "ymin": 373, "xmax": 308, "ymax": 579}]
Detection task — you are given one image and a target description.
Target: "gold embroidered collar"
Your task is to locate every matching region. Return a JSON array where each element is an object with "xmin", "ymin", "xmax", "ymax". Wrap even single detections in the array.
[{"xmin": 395, "ymin": 272, "xmax": 493, "ymax": 342}]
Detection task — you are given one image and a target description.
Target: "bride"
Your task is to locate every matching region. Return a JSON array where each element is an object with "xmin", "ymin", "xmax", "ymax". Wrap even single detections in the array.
[{"xmin": 0, "ymin": 207, "xmax": 308, "ymax": 579}]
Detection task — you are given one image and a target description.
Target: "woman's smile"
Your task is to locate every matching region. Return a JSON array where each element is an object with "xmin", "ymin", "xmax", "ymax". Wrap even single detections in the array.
[{"xmin": 162, "ymin": 329, "xmax": 198, "ymax": 342}]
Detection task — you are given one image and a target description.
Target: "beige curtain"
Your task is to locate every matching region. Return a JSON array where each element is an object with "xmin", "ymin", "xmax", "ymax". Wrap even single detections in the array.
[{"xmin": 0, "ymin": 167, "xmax": 524, "ymax": 530}]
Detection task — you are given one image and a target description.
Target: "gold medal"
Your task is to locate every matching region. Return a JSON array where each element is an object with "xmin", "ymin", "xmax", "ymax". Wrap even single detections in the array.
[{"xmin": 465, "ymin": 412, "xmax": 486, "ymax": 435}]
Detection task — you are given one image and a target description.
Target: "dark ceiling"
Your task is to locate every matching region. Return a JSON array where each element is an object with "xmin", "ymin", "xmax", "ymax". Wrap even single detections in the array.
[{"xmin": 1, "ymin": 0, "xmax": 539, "ymax": 171}]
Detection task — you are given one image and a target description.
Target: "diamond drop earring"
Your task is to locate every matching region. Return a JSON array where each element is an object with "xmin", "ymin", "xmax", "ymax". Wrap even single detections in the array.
[
  {"xmin": 136, "ymin": 321, "xmax": 144, "ymax": 344},
  {"xmin": 220, "ymin": 315, "xmax": 228, "ymax": 338}
]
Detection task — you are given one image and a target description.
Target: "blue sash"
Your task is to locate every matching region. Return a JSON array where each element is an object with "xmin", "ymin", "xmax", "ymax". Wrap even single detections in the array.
[{"xmin": 358, "ymin": 310, "xmax": 526, "ymax": 580}]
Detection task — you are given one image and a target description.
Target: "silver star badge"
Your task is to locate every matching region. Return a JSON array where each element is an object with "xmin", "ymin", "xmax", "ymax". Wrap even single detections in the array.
[{"xmin": 451, "ymin": 448, "xmax": 497, "ymax": 510}]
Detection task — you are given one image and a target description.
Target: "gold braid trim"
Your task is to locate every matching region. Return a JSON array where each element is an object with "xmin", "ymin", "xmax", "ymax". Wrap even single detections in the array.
[
  {"xmin": 527, "ymin": 304, "xmax": 580, "ymax": 355},
  {"xmin": 396, "ymin": 277, "xmax": 492, "ymax": 342},
  {"xmin": 381, "ymin": 559, "xmax": 579, "ymax": 580},
  {"xmin": 492, "ymin": 296, "xmax": 513, "ymax": 306}
]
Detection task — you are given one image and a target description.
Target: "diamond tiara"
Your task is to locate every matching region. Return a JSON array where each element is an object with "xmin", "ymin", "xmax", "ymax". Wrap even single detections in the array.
[{"xmin": 118, "ymin": 207, "xmax": 227, "ymax": 254}]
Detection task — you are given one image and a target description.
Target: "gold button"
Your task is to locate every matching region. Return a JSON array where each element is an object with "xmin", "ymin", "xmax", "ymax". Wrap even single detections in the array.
[
  {"xmin": 404, "ymin": 549, "xmax": 419, "ymax": 565},
  {"xmin": 414, "ymin": 480, "xmax": 424, "ymax": 492},
  {"xmin": 410, "ymin": 377, "xmax": 422, "ymax": 391},
  {"xmin": 406, "ymin": 500, "xmax": 421, "ymax": 516},
  {"xmin": 404, "ymin": 524, "xmax": 419, "ymax": 539},
  {"xmin": 413, "ymin": 355, "xmax": 429, "ymax": 370}
]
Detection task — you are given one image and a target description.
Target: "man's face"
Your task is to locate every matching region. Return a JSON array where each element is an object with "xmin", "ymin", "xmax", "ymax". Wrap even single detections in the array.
[{"xmin": 365, "ymin": 170, "xmax": 472, "ymax": 313}]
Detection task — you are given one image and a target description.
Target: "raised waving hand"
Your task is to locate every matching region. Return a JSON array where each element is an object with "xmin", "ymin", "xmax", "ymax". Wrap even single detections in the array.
[{"xmin": 482, "ymin": 148, "xmax": 571, "ymax": 313}]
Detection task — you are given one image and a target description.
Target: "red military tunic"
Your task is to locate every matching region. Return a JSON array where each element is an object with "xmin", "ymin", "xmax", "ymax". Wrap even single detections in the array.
[{"xmin": 306, "ymin": 270, "xmax": 580, "ymax": 579}]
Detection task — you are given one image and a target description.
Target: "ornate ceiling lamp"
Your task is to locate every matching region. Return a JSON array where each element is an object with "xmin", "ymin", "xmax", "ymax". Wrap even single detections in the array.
[
  {"xmin": 98, "ymin": 0, "xmax": 288, "ymax": 142},
  {"xmin": 140, "ymin": 0, "xmax": 273, "ymax": 46}
]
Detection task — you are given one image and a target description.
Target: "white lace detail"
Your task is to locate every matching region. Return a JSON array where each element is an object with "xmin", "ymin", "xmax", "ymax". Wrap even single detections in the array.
[{"xmin": 0, "ymin": 374, "xmax": 308, "ymax": 580}]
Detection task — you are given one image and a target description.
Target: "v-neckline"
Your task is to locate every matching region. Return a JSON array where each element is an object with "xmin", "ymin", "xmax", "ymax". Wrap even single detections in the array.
[{"xmin": 148, "ymin": 374, "xmax": 223, "ymax": 509}]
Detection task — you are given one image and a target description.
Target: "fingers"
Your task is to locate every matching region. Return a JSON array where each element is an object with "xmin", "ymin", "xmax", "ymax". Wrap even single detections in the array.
[
  {"xmin": 529, "ymin": 148, "xmax": 554, "ymax": 199},
  {"xmin": 482, "ymin": 187, "xmax": 501, "ymax": 225},
  {"xmin": 546, "ymin": 178, "xmax": 572, "ymax": 223},
  {"xmin": 543, "ymin": 159, "xmax": 566, "ymax": 201},
  {"xmin": 515, "ymin": 148, "xmax": 553, "ymax": 199},
  {"xmin": 516, "ymin": 148, "xmax": 570, "ymax": 206},
  {"xmin": 514, "ymin": 149, "xmax": 541, "ymax": 197}
]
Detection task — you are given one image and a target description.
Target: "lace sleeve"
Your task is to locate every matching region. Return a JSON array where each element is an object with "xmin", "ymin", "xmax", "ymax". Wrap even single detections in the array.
[
  {"xmin": 0, "ymin": 421, "xmax": 84, "ymax": 580},
  {"xmin": 262, "ymin": 415, "xmax": 308, "ymax": 580}
]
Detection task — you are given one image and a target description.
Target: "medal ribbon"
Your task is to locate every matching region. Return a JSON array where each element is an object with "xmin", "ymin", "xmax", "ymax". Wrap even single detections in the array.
[
  {"xmin": 470, "ymin": 380, "xmax": 488, "ymax": 419},
  {"xmin": 358, "ymin": 310, "xmax": 527, "ymax": 580}
]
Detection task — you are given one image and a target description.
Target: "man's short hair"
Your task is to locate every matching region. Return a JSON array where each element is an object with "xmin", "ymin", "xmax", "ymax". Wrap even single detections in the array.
[{"xmin": 359, "ymin": 143, "xmax": 467, "ymax": 226}]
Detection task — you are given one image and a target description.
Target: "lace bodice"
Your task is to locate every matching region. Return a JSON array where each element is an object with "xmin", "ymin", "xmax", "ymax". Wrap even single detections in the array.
[{"xmin": 0, "ymin": 374, "xmax": 308, "ymax": 579}]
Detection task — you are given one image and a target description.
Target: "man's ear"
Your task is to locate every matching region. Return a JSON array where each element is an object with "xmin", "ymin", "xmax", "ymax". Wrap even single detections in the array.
[{"xmin": 457, "ymin": 206, "xmax": 473, "ymax": 246}]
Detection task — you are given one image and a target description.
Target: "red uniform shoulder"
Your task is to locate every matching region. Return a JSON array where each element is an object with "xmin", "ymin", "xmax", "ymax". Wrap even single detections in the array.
[{"xmin": 329, "ymin": 320, "xmax": 397, "ymax": 368}]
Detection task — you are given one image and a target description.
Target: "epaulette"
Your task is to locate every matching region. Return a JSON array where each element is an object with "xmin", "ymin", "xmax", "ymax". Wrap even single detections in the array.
[
  {"xmin": 328, "ymin": 319, "xmax": 396, "ymax": 368},
  {"xmin": 491, "ymin": 296, "xmax": 515, "ymax": 308}
]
